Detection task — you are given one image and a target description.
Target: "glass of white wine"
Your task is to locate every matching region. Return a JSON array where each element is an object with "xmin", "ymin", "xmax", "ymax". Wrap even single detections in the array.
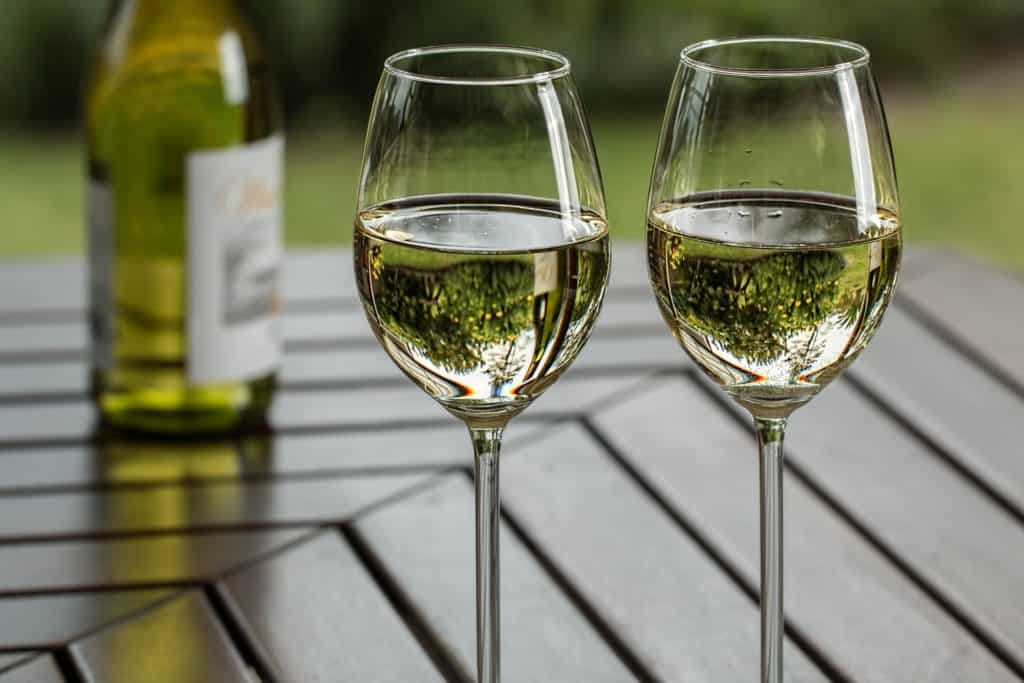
[
  {"xmin": 647, "ymin": 38, "xmax": 901, "ymax": 681},
  {"xmin": 354, "ymin": 45, "xmax": 610, "ymax": 682}
]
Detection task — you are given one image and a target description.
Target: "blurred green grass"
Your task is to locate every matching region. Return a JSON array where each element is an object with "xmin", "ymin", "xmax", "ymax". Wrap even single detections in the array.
[{"xmin": 2, "ymin": 81, "xmax": 1022, "ymax": 269}]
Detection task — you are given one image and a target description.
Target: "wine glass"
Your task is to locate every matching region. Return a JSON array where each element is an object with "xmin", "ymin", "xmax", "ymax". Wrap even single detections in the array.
[
  {"xmin": 646, "ymin": 38, "xmax": 901, "ymax": 681},
  {"xmin": 354, "ymin": 45, "xmax": 609, "ymax": 682}
]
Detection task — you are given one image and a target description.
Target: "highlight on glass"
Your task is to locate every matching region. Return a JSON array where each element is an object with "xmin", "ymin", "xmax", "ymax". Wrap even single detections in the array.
[
  {"xmin": 353, "ymin": 45, "xmax": 610, "ymax": 683},
  {"xmin": 646, "ymin": 37, "xmax": 901, "ymax": 682}
]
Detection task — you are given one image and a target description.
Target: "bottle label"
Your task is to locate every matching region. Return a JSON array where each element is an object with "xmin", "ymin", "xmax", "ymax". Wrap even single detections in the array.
[
  {"xmin": 88, "ymin": 179, "xmax": 115, "ymax": 370},
  {"xmin": 186, "ymin": 134, "xmax": 284, "ymax": 384}
]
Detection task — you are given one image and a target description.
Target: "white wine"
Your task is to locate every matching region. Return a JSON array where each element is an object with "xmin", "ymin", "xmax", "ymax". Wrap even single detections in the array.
[
  {"xmin": 85, "ymin": 0, "xmax": 283, "ymax": 434},
  {"xmin": 355, "ymin": 195, "xmax": 610, "ymax": 427},
  {"xmin": 648, "ymin": 191, "xmax": 901, "ymax": 417}
]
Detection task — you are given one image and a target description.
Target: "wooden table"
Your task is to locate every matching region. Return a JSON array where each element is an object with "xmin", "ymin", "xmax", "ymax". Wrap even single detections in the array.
[{"xmin": 0, "ymin": 247, "xmax": 1021, "ymax": 682}]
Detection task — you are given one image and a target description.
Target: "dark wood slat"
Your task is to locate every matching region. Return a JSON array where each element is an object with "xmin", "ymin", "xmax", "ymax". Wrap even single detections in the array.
[
  {"xmin": 0, "ymin": 245, "xmax": 935, "ymax": 320},
  {"xmin": 573, "ymin": 331, "xmax": 683, "ymax": 372},
  {"xmin": 0, "ymin": 447, "xmax": 93, "ymax": 492},
  {"xmin": 0, "ymin": 472, "xmax": 429, "ymax": 542},
  {"xmin": 250, "ymin": 425, "xmax": 471, "ymax": 472},
  {"xmin": 678, "ymin": 366, "xmax": 1024, "ymax": 675},
  {"xmin": 0, "ymin": 323, "xmax": 84, "ymax": 357},
  {"xmin": 0, "ymin": 311, "xmax": 369, "ymax": 360},
  {"xmin": 0, "ymin": 261, "xmax": 83, "ymax": 317},
  {"xmin": 0, "ymin": 372, "xmax": 626, "ymax": 447},
  {"xmin": 0, "ymin": 404, "xmax": 93, "ymax": 446},
  {"xmin": 0, "ymin": 362, "xmax": 85, "ymax": 399},
  {"xmin": 71, "ymin": 592, "xmax": 251, "ymax": 683},
  {"xmin": 0, "ymin": 439, "xmax": 249, "ymax": 492},
  {"xmin": 897, "ymin": 244, "xmax": 944, "ymax": 282},
  {"xmin": 220, "ymin": 532, "xmax": 444, "ymax": 681},
  {"xmin": 272, "ymin": 373, "xmax": 653, "ymax": 431},
  {"xmin": 0, "ymin": 296, "xmax": 662, "ymax": 366},
  {"xmin": 595, "ymin": 376, "xmax": 1017, "ymax": 681},
  {"xmin": 497, "ymin": 422, "xmax": 826, "ymax": 681},
  {"xmin": 0, "ymin": 655, "xmax": 35, "ymax": 674},
  {"xmin": 0, "ymin": 246, "xmax": 646, "ymax": 319},
  {"xmin": 279, "ymin": 331, "xmax": 681, "ymax": 388},
  {"xmin": 900, "ymin": 249, "xmax": 1024, "ymax": 390},
  {"xmin": 594, "ymin": 294, "xmax": 665, "ymax": 331},
  {"xmin": 0, "ymin": 655, "xmax": 62, "ymax": 682},
  {"xmin": 779, "ymin": 378, "xmax": 1024, "ymax": 672},
  {"xmin": 0, "ymin": 590, "xmax": 172, "ymax": 649},
  {"xmin": 0, "ymin": 529, "xmax": 309, "ymax": 595},
  {"xmin": 250, "ymin": 419, "xmax": 545, "ymax": 475},
  {"xmin": 282, "ymin": 308, "xmax": 369, "ymax": 345},
  {"xmin": 356, "ymin": 474, "xmax": 637, "ymax": 681},
  {"xmin": 0, "ymin": 313, "xmax": 671, "ymax": 403},
  {"xmin": 0, "ymin": 249, "xmax": 357, "ymax": 322},
  {"xmin": 608, "ymin": 243, "xmax": 649, "ymax": 292},
  {"xmin": 0, "ymin": 427, "xmax": 472, "ymax": 492},
  {"xmin": 279, "ymin": 346, "xmax": 401, "ymax": 386},
  {"xmin": 853, "ymin": 307, "xmax": 1024, "ymax": 513},
  {"xmin": 281, "ymin": 249, "xmax": 354, "ymax": 302}
]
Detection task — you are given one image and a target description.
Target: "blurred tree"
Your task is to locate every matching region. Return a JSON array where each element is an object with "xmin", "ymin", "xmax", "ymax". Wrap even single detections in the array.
[
  {"xmin": 0, "ymin": 0, "xmax": 1022, "ymax": 129},
  {"xmin": 660, "ymin": 235, "xmax": 854, "ymax": 365},
  {"xmin": 0, "ymin": 0, "xmax": 105, "ymax": 127}
]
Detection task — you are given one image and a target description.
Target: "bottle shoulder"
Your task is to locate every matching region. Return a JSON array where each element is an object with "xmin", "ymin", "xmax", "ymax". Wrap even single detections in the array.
[{"xmin": 86, "ymin": 2, "xmax": 275, "ymax": 127}]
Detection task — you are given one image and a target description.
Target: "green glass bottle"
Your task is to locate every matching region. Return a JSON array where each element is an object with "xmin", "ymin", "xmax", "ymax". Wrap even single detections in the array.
[{"xmin": 85, "ymin": 0, "xmax": 283, "ymax": 435}]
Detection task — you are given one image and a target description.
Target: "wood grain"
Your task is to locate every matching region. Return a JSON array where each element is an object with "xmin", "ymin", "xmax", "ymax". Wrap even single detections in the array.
[
  {"xmin": 0, "ymin": 655, "xmax": 62, "ymax": 682},
  {"xmin": 0, "ymin": 529, "xmax": 309, "ymax": 595},
  {"xmin": 0, "ymin": 403, "xmax": 93, "ymax": 445},
  {"xmin": 273, "ymin": 373, "xmax": 652, "ymax": 431},
  {"xmin": 900, "ymin": 249, "xmax": 1024, "ymax": 390},
  {"xmin": 71, "ymin": 592, "xmax": 251, "ymax": 683},
  {"xmin": 0, "ymin": 260, "xmax": 83, "ymax": 316},
  {"xmin": 0, "ymin": 655, "xmax": 35, "ymax": 675},
  {"xmin": 853, "ymin": 306, "xmax": 1024, "ymax": 512},
  {"xmin": 220, "ymin": 532, "xmax": 445, "ymax": 681},
  {"xmin": 784, "ymin": 378, "xmax": 1024, "ymax": 670},
  {"xmin": 595, "ymin": 375, "xmax": 1017, "ymax": 681},
  {"xmin": 0, "ymin": 362, "xmax": 84, "ymax": 399},
  {"xmin": 0, "ymin": 590, "xmax": 172, "ymax": 649},
  {"xmin": 500, "ymin": 422, "xmax": 827, "ymax": 682},
  {"xmin": 356, "ymin": 475, "xmax": 638, "ymax": 682},
  {"xmin": 0, "ymin": 471, "xmax": 429, "ymax": 541}
]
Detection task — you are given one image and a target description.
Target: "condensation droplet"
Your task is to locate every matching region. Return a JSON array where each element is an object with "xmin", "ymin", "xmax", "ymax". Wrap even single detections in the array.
[
  {"xmin": 767, "ymin": 210, "xmax": 783, "ymax": 218},
  {"xmin": 737, "ymin": 210, "xmax": 751, "ymax": 218},
  {"xmin": 739, "ymin": 179, "xmax": 752, "ymax": 187}
]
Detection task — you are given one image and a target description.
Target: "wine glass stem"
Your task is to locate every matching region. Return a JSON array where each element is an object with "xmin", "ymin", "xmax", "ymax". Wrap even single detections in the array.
[
  {"xmin": 756, "ymin": 417, "xmax": 787, "ymax": 683},
  {"xmin": 471, "ymin": 426, "xmax": 503, "ymax": 683}
]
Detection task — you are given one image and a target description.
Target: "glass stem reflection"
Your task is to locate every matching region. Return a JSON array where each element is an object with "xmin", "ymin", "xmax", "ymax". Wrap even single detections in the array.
[
  {"xmin": 471, "ymin": 426, "xmax": 503, "ymax": 683},
  {"xmin": 756, "ymin": 417, "xmax": 786, "ymax": 683}
]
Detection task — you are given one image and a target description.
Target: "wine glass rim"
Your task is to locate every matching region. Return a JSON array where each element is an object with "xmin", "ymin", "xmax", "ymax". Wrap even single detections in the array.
[
  {"xmin": 384, "ymin": 44, "xmax": 572, "ymax": 86},
  {"xmin": 681, "ymin": 36, "xmax": 871, "ymax": 77}
]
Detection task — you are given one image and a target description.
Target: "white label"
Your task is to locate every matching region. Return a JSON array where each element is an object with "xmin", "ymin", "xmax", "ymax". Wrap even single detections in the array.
[
  {"xmin": 187, "ymin": 134, "xmax": 283, "ymax": 385},
  {"xmin": 88, "ymin": 179, "xmax": 115, "ymax": 369}
]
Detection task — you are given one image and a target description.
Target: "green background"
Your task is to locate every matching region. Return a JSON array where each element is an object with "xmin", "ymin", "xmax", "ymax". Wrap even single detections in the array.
[{"xmin": 2, "ymin": 1, "xmax": 1022, "ymax": 268}]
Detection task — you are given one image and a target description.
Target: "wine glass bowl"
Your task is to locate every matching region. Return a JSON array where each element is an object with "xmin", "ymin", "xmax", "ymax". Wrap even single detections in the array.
[
  {"xmin": 355, "ymin": 196, "xmax": 609, "ymax": 427},
  {"xmin": 354, "ymin": 45, "xmax": 609, "ymax": 682},
  {"xmin": 648, "ymin": 37, "xmax": 901, "ymax": 420},
  {"xmin": 646, "ymin": 37, "xmax": 901, "ymax": 681},
  {"xmin": 356, "ymin": 46, "xmax": 610, "ymax": 429}
]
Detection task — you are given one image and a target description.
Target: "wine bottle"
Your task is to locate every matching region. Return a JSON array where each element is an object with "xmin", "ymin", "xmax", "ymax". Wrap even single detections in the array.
[{"xmin": 85, "ymin": 0, "xmax": 283, "ymax": 434}]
